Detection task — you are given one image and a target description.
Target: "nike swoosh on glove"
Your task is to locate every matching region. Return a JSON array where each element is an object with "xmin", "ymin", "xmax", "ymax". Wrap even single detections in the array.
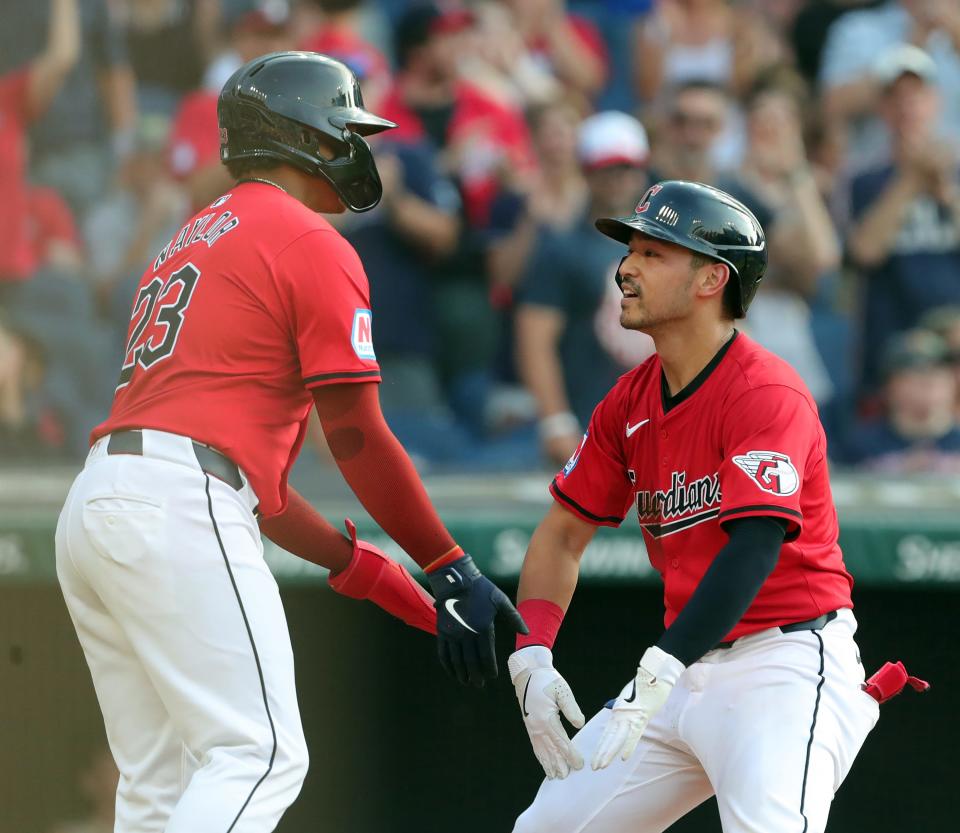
[
  {"xmin": 427, "ymin": 554, "xmax": 528, "ymax": 687},
  {"xmin": 508, "ymin": 646, "xmax": 585, "ymax": 779},
  {"xmin": 328, "ymin": 520, "xmax": 437, "ymax": 634},
  {"xmin": 592, "ymin": 646, "xmax": 685, "ymax": 770}
]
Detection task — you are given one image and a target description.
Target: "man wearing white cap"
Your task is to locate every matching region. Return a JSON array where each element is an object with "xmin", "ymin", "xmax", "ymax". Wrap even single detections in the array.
[
  {"xmin": 820, "ymin": 2, "xmax": 960, "ymax": 164},
  {"xmin": 847, "ymin": 43, "xmax": 960, "ymax": 389},
  {"xmin": 515, "ymin": 111, "xmax": 652, "ymax": 467}
]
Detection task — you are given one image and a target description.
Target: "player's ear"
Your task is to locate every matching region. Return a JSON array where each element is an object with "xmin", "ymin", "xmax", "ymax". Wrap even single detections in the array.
[{"xmin": 697, "ymin": 262, "xmax": 730, "ymax": 302}]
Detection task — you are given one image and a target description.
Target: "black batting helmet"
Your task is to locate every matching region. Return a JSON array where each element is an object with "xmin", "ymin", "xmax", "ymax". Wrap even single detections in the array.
[
  {"xmin": 218, "ymin": 51, "xmax": 397, "ymax": 212},
  {"xmin": 595, "ymin": 180, "xmax": 767, "ymax": 317}
]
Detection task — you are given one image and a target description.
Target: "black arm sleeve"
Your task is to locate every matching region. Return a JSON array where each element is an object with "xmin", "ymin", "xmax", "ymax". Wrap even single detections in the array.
[{"xmin": 655, "ymin": 516, "xmax": 788, "ymax": 666}]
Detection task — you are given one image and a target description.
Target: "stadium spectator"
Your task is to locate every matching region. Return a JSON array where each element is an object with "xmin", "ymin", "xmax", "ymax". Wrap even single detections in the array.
[
  {"xmin": 515, "ymin": 111, "xmax": 651, "ymax": 466},
  {"xmin": 336, "ymin": 140, "xmax": 463, "ymax": 459},
  {"xmin": 632, "ymin": 0, "xmax": 783, "ymax": 105},
  {"xmin": 649, "ymin": 79, "xmax": 745, "ymax": 184},
  {"xmin": 26, "ymin": 186, "xmax": 85, "ymax": 276},
  {"xmin": 458, "ymin": 2, "xmax": 564, "ymax": 111},
  {"xmin": 790, "ymin": 0, "xmax": 868, "ymax": 86},
  {"xmin": 498, "ymin": 0, "xmax": 608, "ymax": 100},
  {"xmin": 0, "ymin": 0, "xmax": 135, "ymax": 220},
  {"xmin": 820, "ymin": 0, "xmax": 960, "ymax": 168},
  {"xmin": 297, "ymin": 0, "xmax": 392, "ymax": 108},
  {"xmin": 486, "ymin": 95, "xmax": 588, "ymax": 293},
  {"xmin": 733, "ymin": 73, "xmax": 842, "ymax": 409},
  {"xmin": 846, "ymin": 328, "xmax": 960, "ymax": 473},
  {"xmin": 167, "ymin": 1, "xmax": 295, "ymax": 212},
  {"xmin": 919, "ymin": 305, "xmax": 960, "ymax": 419},
  {"xmin": 123, "ymin": 0, "xmax": 220, "ymax": 115},
  {"xmin": 0, "ymin": 312, "xmax": 56, "ymax": 461},
  {"xmin": 376, "ymin": 3, "xmax": 535, "ymax": 437},
  {"xmin": 84, "ymin": 112, "xmax": 187, "ymax": 337},
  {"xmin": 847, "ymin": 45, "xmax": 960, "ymax": 389},
  {"xmin": 378, "ymin": 2, "xmax": 534, "ymax": 227},
  {"xmin": 0, "ymin": 0, "xmax": 80, "ymax": 297}
]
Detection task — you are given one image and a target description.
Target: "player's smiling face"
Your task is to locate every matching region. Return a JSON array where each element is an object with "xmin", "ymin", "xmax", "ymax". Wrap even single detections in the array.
[{"xmin": 618, "ymin": 233, "xmax": 700, "ymax": 331}]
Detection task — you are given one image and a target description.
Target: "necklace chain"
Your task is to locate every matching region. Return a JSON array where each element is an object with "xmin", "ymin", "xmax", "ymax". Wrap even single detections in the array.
[{"xmin": 238, "ymin": 177, "xmax": 288, "ymax": 194}]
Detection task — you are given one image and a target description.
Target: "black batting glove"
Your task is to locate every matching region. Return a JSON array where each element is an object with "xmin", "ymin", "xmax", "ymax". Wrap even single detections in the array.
[{"xmin": 426, "ymin": 554, "xmax": 528, "ymax": 687}]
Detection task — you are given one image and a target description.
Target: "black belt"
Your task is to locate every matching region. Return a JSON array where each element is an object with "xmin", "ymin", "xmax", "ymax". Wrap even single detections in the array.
[
  {"xmin": 106, "ymin": 430, "xmax": 244, "ymax": 492},
  {"xmin": 715, "ymin": 610, "xmax": 838, "ymax": 650}
]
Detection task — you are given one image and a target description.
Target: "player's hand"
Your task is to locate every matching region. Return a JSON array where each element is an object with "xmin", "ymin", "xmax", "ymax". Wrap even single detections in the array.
[
  {"xmin": 591, "ymin": 647, "xmax": 684, "ymax": 770},
  {"xmin": 508, "ymin": 646, "xmax": 585, "ymax": 779},
  {"xmin": 426, "ymin": 554, "xmax": 528, "ymax": 686}
]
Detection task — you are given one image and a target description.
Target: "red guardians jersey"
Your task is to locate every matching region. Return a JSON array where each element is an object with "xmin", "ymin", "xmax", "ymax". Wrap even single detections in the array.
[
  {"xmin": 551, "ymin": 332, "xmax": 853, "ymax": 640},
  {"xmin": 94, "ymin": 181, "xmax": 381, "ymax": 517}
]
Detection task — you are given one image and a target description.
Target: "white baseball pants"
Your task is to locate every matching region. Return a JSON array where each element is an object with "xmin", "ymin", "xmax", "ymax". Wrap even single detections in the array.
[
  {"xmin": 55, "ymin": 430, "xmax": 308, "ymax": 832},
  {"xmin": 514, "ymin": 609, "xmax": 879, "ymax": 833}
]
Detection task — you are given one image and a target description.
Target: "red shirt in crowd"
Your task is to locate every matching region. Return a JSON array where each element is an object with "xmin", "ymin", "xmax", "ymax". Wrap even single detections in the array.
[
  {"xmin": 298, "ymin": 24, "xmax": 390, "ymax": 89},
  {"xmin": 167, "ymin": 89, "xmax": 220, "ymax": 182},
  {"xmin": 27, "ymin": 186, "xmax": 81, "ymax": 262},
  {"xmin": 378, "ymin": 79, "xmax": 534, "ymax": 226},
  {"xmin": 94, "ymin": 181, "xmax": 381, "ymax": 517},
  {"xmin": 526, "ymin": 15, "xmax": 609, "ymax": 86},
  {"xmin": 551, "ymin": 332, "xmax": 853, "ymax": 641},
  {"xmin": 0, "ymin": 68, "xmax": 37, "ymax": 281}
]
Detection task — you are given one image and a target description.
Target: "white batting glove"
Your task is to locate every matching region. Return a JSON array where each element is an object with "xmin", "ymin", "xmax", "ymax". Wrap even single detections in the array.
[
  {"xmin": 591, "ymin": 646, "xmax": 685, "ymax": 770},
  {"xmin": 508, "ymin": 646, "xmax": 586, "ymax": 780}
]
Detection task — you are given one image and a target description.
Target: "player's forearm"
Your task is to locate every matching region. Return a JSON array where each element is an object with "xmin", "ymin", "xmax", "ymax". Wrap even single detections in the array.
[
  {"xmin": 258, "ymin": 487, "xmax": 353, "ymax": 573},
  {"xmin": 314, "ymin": 383, "xmax": 459, "ymax": 570},
  {"xmin": 261, "ymin": 489, "xmax": 437, "ymax": 633},
  {"xmin": 656, "ymin": 517, "xmax": 786, "ymax": 665},
  {"xmin": 515, "ymin": 503, "xmax": 593, "ymax": 649},
  {"xmin": 518, "ymin": 503, "xmax": 593, "ymax": 609}
]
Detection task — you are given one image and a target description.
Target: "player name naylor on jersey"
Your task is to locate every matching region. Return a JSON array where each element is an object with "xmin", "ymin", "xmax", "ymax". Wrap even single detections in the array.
[
  {"xmin": 635, "ymin": 470, "xmax": 722, "ymax": 538},
  {"xmin": 153, "ymin": 194, "xmax": 240, "ymax": 271}
]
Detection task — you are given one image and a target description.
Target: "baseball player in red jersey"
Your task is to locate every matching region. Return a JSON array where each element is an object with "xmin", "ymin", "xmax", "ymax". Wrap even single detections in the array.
[
  {"xmin": 507, "ymin": 181, "xmax": 882, "ymax": 833},
  {"xmin": 55, "ymin": 52, "xmax": 525, "ymax": 833}
]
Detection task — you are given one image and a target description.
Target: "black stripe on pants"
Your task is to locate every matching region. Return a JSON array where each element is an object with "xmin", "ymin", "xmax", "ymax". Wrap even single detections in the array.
[
  {"xmin": 205, "ymin": 474, "xmax": 278, "ymax": 832},
  {"xmin": 799, "ymin": 632, "xmax": 826, "ymax": 833}
]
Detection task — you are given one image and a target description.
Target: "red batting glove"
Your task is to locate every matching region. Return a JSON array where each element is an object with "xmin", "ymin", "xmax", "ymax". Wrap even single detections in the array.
[
  {"xmin": 862, "ymin": 661, "xmax": 930, "ymax": 704},
  {"xmin": 328, "ymin": 520, "xmax": 437, "ymax": 635}
]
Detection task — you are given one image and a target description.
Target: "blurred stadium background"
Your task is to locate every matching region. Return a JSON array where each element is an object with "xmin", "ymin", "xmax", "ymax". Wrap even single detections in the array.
[{"xmin": 0, "ymin": 0, "xmax": 955, "ymax": 831}]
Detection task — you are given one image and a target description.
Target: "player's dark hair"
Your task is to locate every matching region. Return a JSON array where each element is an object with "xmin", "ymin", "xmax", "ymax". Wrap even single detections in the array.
[
  {"xmin": 223, "ymin": 157, "xmax": 284, "ymax": 181},
  {"xmin": 690, "ymin": 252, "xmax": 738, "ymax": 320}
]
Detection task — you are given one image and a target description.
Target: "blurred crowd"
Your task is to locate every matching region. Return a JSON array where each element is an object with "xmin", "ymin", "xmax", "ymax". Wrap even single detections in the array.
[{"xmin": 3, "ymin": 0, "xmax": 960, "ymax": 475}]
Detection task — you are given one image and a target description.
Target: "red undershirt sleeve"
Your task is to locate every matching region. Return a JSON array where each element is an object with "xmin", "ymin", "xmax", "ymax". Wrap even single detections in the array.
[{"xmin": 312, "ymin": 382, "xmax": 459, "ymax": 570}]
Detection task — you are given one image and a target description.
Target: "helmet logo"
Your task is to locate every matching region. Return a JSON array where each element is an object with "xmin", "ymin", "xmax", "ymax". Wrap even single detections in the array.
[
  {"xmin": 635, "ymin": 184, "xmax": 663, "ymax": 214},
  {"xmin": 655, "ymin": 204, "xmax": 679, "ymax": 227}
]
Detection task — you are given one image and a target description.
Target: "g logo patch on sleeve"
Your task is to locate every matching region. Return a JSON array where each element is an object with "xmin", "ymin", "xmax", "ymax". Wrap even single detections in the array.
[
  {"xmin": 732, "ymin": 451, "xmax": 799, "ymax": 496},
  {"xmin": 351, "ymin": 309, "xmax": 376, "ymax": 360}
]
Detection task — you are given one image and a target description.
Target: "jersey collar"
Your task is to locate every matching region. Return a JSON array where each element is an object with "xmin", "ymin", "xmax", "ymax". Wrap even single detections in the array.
[{"xmin": 660, "ymin": 330, "xmax": 739, "ymax": 415}]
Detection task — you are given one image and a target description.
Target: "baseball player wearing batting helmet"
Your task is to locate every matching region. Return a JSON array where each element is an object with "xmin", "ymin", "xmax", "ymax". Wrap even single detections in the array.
[
  {"xmin": 507, "ymin": 180, "xmax": 884, "ymax": 832},
  {"xmin": 55, "ymin": 52, "xmax": 525, "ymax": 833}
]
